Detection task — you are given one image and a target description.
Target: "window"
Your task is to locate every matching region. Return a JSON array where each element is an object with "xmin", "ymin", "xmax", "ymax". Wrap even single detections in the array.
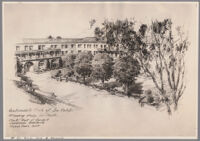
[
  {"xmin": 78, "ymin": 44, "xmax": 82, "ymax": 48},
  {"xmin": 38, "ymin": 45, "xmax": 42, "ymax": 50},
  {"xmin": 87, "ymin": 44, "xmax": 92, "ymax": 48},
  {"xmin": 29, "ymin": 46, "xmax": 33, "ymax": 50},
  {"xmin": 71, "ymin": 44, "xmax": 74, "ymax": 48},
  {"xmin": 50, "ymin": 51, "xmax": 54, "ymax": 56},
  {"xmin": 25, "ymin": 46, "xmax": 28, "ymax": 51},
  {"xmin": 65, "ymin": 45, "xmax": 68, "ymax": 48},
  {"xmin": 50, "ymin": 45, "xmax": 57, "ymax": 48},
  {"xmin": 65, "ymin": 51, "xmax": 68, "ymax": 54},
  {"xmin": 42, "ymin": 45, "xmax": 45, "ymax": 50},
  {"xmin": 16, "ymin": 46, "xmax": 20, "ymax": 51},
  {"xmin": 78, "ymin": 50, "xmax": 81, "ymax": 53},
  {"xmin": 36, "ymin": 53, "xmax": 40, "ymax": 58}
]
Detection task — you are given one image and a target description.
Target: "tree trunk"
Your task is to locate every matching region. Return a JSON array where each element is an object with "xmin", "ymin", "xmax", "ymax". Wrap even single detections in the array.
[
  {"xmin": 83, "ymin": 76, "xmax": 85, "ymax": 84},
  {"xmin": 173, "ymin": 91, "xmax": 178, "ymax": 111},
  {"xmin": 125, "ymin": 84, "xmax": 130, "ymax": 97},
  {"xmin": 174, "ymin": 100, "xmax": 178, "ymax": 111},
  {"xmin": 162, "ymin": 91, "xmax": 172, "ymax": 115},
  {"xmin": 165, "ymin": 102, "xmax": 172, "ymax": 115}
]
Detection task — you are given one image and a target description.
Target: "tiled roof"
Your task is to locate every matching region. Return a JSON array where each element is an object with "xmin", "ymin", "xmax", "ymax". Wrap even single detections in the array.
[{"xmin": 17, "ymin": 37, "xmax": 106, "ymax": 45}]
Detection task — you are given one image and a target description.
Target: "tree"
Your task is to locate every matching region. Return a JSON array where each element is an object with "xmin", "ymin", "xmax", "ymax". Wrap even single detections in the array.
[
  {"xmin": 94, "ymin": 19, "xmax": 138, "ymax": 54},
  {"xmin": 16, "ymin": 57, "xmax": 23, "ymax": 75},
  {"xmin": 63, "ymin": 54, "xmax": 77, "ymax": 77},
  {"xmin": 91, "ymin": 53, "xmax": 113, "ymax": 84},
  {"xmin": 89, "ymin": 19, "xmax": 96, "ymax": 29},
  {"xmin": 94, "ymin": 19, "xmax": 188, "ymax": 114},
  {"xmin": 58, "ymin": 58, "xmax": 63, "ymax": 68},
  {"xmin": 47, "ymin": 35, "xmax": 53, "ymax": 40},
  {"xmin": 46, "ymin": 59, "xmax": 51, "ymax": 70},
  {"xmin": 113, "ymin": 55, "xmax": 140, "ymax": 97},
  {"xmin": 74, "ymin": 52, "xmax": 93, "ymax": 83},
  {"xmin": 94, "ymin": 19, "xmax": 141, "ymax": 96},
  {"xmin": 64, "ymin": 54, "xmax": 76, "ymax": 68},
  {"xmin": 137, "ymin": 19, "xmax": 188, "ymax": 114},
  {"xmin": 56, "ymin": 36, "xmax": 62, "ymax": 40}
]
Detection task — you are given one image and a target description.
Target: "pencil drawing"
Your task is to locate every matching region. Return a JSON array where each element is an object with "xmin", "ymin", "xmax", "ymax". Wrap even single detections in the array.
[
  {"xmin": 3, "ymin": 2, "xmax": 198, "ymax": 138},
  {"xmin": 14, "ymin": 18, "xmax": 188, "ymax": 115}
]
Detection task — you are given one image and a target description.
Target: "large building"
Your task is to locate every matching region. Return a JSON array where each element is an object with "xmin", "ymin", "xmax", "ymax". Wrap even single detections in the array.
[{"xmin": 15, "ymin": 36, "xmax": 120, "ymax": 72}]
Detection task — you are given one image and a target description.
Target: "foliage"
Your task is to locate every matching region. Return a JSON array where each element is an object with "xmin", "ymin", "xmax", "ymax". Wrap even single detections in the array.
[
  {"xmin": 91, "ymin": 53, "xmax": 114, "ymax": 83},
  {"xmin": 47, "ymin": 35, "xmax": 53, "ymax": 40},
  {"xmin": 46, "ymin": 59, "xmax": 51, "ymax": 70},
  {"xmin": 102, "ymin": 81, "xmax": 121, "ymax": 91},
  {"xmin": 56, "ymin": 36, "xmax": 62, "ymax": 39},
  {"xmin": 50, "ymin": 70, "xmax": 61, "ymax": 78},
  {"xmin": 95, "ymin": 19, "xmax": 141, "ymax": 96},
  {"xmin": 137, "ymin": 19, "xmax": 188, "ymax": 114},
  {"xmin": 16, "ymin": 57, "xmax": 23, "ymax": 74},
  {"xmin": 94, "ymin": 19, "xmax": 140, "ymax": 54},
  {"xmin": 63, "ymin": 54, "xmax": 77, "ymax": 77},
  {"xmin": 74, "ymin": 52, "xmax": 93, "ymax": 83},
  {"xmin": 58, "ymin": 58, "xmax": 63, "ymax": 68},
  {"xmin": 113, "ymin": 55, "xmax": 140, "ymax": 96},
  {"xmin": 94, "ymin": 18, "xmax": 188, "ymax": 114}
]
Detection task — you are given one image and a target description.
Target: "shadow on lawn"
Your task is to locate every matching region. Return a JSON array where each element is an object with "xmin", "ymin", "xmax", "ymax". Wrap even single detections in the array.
[
  {"xmin": 13, "ymin": 78, "xmax": 80, "ymax": 110},
  {"xmin": 129, "ymin": 82, "xmax": 143, "ymax": 95}
]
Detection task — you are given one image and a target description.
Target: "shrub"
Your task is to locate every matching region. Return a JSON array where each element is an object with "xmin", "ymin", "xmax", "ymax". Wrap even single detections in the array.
[
  {"xmin": 91, "ymin": 53, "xmax": 113, "ymax": 84},
  {"xmin": 113, "ymin": 55, "xmax": 140, "ymax": 97},
  {"xmin": 74, "ymin": 52, "xmax": 93, "ymax": 83}
]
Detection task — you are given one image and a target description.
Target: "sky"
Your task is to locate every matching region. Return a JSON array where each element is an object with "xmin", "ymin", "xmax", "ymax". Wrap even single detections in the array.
[{"xmin": 3, "ymin": 2, "xmax": 198, "ymax": 40}]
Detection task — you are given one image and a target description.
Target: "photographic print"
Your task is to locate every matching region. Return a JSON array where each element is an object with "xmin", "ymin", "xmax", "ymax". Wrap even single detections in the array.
[{"xmin": 3, "ymin": 1, "xmax": 199, "ymax": 139}]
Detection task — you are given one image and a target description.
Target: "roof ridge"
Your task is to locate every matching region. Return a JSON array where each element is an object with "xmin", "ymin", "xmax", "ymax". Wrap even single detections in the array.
[{"xmin": 16, "ymin": 37, "xmax": 106, "ymax": 45}]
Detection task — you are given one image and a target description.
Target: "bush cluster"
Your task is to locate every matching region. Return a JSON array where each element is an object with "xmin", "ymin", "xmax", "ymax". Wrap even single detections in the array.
[{"xmin": 52, "ymin": 52, "xmax": 140, "ymax": 97}]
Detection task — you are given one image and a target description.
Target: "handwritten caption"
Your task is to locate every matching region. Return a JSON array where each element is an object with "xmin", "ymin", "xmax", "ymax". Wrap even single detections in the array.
[{"xmin": 8, "ymin": 107, "xmax": 72, "ymax": 128}]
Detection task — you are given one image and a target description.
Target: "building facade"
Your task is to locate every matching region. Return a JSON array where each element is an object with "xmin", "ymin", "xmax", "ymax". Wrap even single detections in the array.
[{"xmin": 15, "ymin": 37, "xmax": 120, "ymax": 72}]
